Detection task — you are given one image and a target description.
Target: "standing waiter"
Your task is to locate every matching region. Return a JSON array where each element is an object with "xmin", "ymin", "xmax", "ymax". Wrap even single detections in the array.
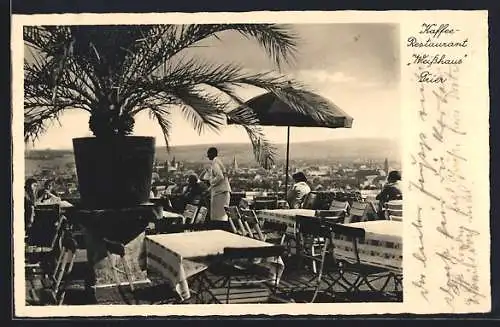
[{"xmin": 206, "ymin": 147, "xmax": 232, "ymax": 222}]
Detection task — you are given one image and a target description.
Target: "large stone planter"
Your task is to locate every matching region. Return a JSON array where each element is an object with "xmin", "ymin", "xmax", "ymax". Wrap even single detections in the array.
[{"xmin": 72, "ymin": 136, "xmax": 155, "ymax": 209}]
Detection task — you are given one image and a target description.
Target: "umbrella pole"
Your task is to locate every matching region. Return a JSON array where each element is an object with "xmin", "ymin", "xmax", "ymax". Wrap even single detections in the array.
[{"xmin": 284, "ymin": 126, "xmax": 291, "ymax": 197}]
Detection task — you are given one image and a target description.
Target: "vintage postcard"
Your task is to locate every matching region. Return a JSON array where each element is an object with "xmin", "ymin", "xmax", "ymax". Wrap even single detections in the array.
[{"xmin": 12, "ymin": 10, "xmax": 490, "ymax": 317}]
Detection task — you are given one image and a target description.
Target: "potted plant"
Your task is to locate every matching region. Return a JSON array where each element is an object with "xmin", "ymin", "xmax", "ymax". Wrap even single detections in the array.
[{"xmin": 24, "ymin": 24, "xmax": 338, "ymax": 209}]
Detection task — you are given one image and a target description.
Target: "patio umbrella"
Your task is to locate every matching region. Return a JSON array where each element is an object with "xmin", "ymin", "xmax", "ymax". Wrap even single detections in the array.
[{"xmin": 227, "ymin": 90, "xmax": 354, "ymax": 193}]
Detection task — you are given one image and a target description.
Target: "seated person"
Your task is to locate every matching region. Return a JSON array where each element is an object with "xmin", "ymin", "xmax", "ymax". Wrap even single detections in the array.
[
  {"xmin": 376, "ymin": 170, "xmax": 403, "ymax": 216},
  {"xmin": 24, "ymin": 178, "xmax": 38, "ymax": 232},
  {"xmin": 36, "ymin": 179, "xmax": 61, "ymax": 204},
  {"xmin": 182, "ymin": 174, "xmax": 208, "ymax": 206},
  {"xmin": 286, "ymin": 172, "xmax": 311, "ymax": 209}
]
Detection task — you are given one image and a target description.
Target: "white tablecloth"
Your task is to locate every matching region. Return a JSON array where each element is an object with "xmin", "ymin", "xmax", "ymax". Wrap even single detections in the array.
[
  {"xmin": 332, "ymin": 221, "xmax": 402, "ymax": 272},
  {"xmin": 257, "ymin": 209, "xmax": 317, "ymax": 233},
  {"xmin": 146, "ymin": 230, "xmax": 285, "ymax": 300}
]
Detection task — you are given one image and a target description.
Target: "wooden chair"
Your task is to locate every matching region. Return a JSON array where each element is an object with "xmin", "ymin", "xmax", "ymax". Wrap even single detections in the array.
[
  {"xmin": 279, "ymin": 217, "xmax": 334, "ymax": 303},
  {"xmin": 26, "ymin": 219, "xmax": 81, "ymax": 305},
  {"xmin": 224, "ymin": 206, "xmax": 247, "ymax": 235},
  {"xmin": 330, "ymin": 199, "xmax": 350, "ymax": 212},
  {"xmin": 345, "ymin": 202, "xmax": 369, "ymax": 223},
  {"xmin": 386, "ymin": 200, "xmax": 403, "ymax": 221},
  {"xmin": 326, "ymin": 223, "xmax": 402, "ymax": 302},
  {"xmin": 194, "ymin": 206, "xmax": 208, "ymax": 224},
  {"xmin": 315, "ymin": 209, "xmax": 346, "ymax": 224},
  {"xmin": 26, "ymin": 205, "xmax": 66, "ymax": 276},
  {"xmin": 239, "ymin": 209, "xmax": 265, "ymax": 240},
  {"xmin": 49, "ymin": 234, "xmax": 79, "ymax": 305},
  {"xmin": 201, "ymin": 246, "xmax": 286, "ymax": 304},
  {"xmin": 183, "ymin": 204, "xmax": 200, "ymax": 224},
  {"xmin": 315, "ymin": 199, "xmax": 349, "ymax": 223},
  {"xmin": 301, "ymin": 192, "xmax": 317, "ymax": 209}
]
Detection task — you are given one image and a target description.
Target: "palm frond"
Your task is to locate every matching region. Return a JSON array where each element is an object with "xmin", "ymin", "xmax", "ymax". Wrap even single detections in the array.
[
  {"xmin": 145, "ymin": 104, "xmax": 172, "ymax": 151},
  {"xmin": 229, "ymin": 24, "xmax": 298, "ymax": 69},
  {"xmin": 242, "ymin": 125, "xmax": 277, "ymax": 169},
  {"xmin": 24, "ymin": 104, "xmax": 81, "ymax": 144},
  {"xmin": 126, "ymin": 24, "xmax": 298, "ymax": 83},
  {"xmin": 137, "ymin": 59, "xmax": 341, "ymax": 126},
  {"xmin": 22, "ymin": 24, "xmax": 308, "ymax": 162},
  {"xmin": 168, "ymin": 87, "xmax": 228, "ymax": 135}
]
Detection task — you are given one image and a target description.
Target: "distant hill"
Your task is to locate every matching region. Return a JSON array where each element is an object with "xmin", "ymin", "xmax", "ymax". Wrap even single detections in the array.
[
  {"xmin": 25, "ymin": 138, "xmax": 400, "ymax": 174},
  {"xmin": 155, "ymin": 138, "xmax": 400, "ymax": 164}
]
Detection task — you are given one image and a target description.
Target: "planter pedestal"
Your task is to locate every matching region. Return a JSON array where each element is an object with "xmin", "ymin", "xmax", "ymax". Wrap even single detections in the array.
[{"xmin": 68, "ymin": 204, "xmax": 162, "ymax": 303}]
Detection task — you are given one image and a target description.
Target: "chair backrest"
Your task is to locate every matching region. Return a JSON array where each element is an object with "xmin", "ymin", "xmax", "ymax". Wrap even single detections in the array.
[
  {"xmin": 183, "ymin": 204, "xmax": 199, "ymax": 224},
  {"xmin": 330, "ymin": 223, "xmax": 366, "ymax": 239},
  {"xmin": 296, "ymin": 215, "xmax": 332, "ymax": 238},
  {"xmin": 223, "ymin": 245, "xmax": 285, "ymax": 260},
  {"xmin": 345, "ymin": 202, "xmax": 368, "ymax": 224},
  {"xmin": 329, "ymin": 223, "xmax": 366, "ymax": 264},
  {"xmin": 315, "ymin": 209, "xmax": 345, "ymax": 223},
  {"xmin": 329, "ymin": 200, "xmax": 349, "ymax": 212},
  {"xmin": 301, "ymin": 192, "xmax": 317, "ymax": 209},
  {"xmin": 239, "ymin": 209, "xmax": 264, "ymax": 240},
  {"xmin": 386, "ymin": 200, "xmax": 403, "ymax": 221},
  {"xmin": 224, "ymin": 206, "xmax": 247, "ymax": 235},
  {"xmin": 194, "ymin": 206, "xmax": 208, "ymax": 224}
]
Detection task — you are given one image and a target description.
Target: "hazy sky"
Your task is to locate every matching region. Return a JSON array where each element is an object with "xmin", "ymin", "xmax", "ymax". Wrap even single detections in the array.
[{"xmin": 27, "ymin": 24, "xmax": 400, "ymax": 150}]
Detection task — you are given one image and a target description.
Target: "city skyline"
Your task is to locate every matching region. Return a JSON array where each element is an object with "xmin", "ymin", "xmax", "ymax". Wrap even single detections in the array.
[{"xmin": 25, "ymin": 23, "xmax": 401, "ymax": 150}]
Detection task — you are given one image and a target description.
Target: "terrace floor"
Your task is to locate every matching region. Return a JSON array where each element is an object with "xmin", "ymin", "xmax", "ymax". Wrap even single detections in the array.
[{"xmin": 26, "ymin": 250, "xmax": 402, "ymax": 305}]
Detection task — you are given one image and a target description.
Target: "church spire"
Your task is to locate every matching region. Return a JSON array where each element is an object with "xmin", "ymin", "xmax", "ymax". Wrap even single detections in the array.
[{"xmin": 232, "ymin": 155, "xmax": 238, "ymax": 171}]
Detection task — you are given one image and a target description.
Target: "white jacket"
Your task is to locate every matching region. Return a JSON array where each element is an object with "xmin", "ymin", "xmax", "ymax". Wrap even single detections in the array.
[{"xmin": 209, "ymin": 157, "xmax": 231, "ymax": 195}]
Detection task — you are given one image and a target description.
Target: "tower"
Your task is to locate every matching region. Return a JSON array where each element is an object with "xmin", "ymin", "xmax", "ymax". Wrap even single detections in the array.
[
  {"xmin": 384, "ymin": 158, "xmax": 389, "ymax": 175},
  {"xmin": 232, "ymin": 156, "xmax": 238, "ymax": 172}
]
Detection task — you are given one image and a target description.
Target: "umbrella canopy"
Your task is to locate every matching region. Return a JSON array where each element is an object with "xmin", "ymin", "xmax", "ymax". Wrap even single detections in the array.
[
  {"xmin": 228, "ymin": 90, "xmax": 353, "ymax": 128},
  {"xmin": 227, "ymin": 90, "xmax": 354, "ymax": 196}
]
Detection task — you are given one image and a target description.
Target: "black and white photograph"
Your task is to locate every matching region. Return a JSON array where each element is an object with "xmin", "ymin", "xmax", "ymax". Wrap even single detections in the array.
[
  {"xmin": 13, "ymin": 11, "xmax": 489, "ymax": 316},
  {"xmin": 22, "ymin": 22, "xmax": 403, "ymax": 307}
]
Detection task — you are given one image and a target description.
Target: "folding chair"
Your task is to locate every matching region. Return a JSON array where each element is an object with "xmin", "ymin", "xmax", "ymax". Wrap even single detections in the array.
[
  {"xmin": 194, "ymin": 206, "xmax": 208, "ymax": 224},
  {"xmin": 386, "ymin": 200, "xmax": 403, "ymax": 221},
  {"xmin": 260, "ymin": 220, "xmax": 288, "ymax": 247},
  {"xmin": 49, "ymin": 234, "xmax": 79, "ymax": 305},
  {"xmin": 200, "ymin": 246, "xmax": 286, "ymax": 304},
  {"xmin": 239, "ymin": 209, "xmax": 265, "ymax": 240},
  {"xmin": 301, "ymin": 192, "xmax": 317, "ymax": 209},
  {"xmin": 329, "ymin": 199, "xmax": 350, "ymax": 212},
  {"xmin": 315, "ymin": 200, "xmax": 348, "ymax": 224},
  {"xmin": 326, "ymin": 223, "xmax": 402, "ymax": 302},
  {"xmin": 26, "ymin": 205, "xmax": 66, "ymax": 279},
  {"xmin": 26, "ymin": 216, "xmax": 78, "ymax": 305},
  {"xmin": 183, "ymin": 204, "xmax": 200, "ymax": 224},
  {"xmin": 224, "ymin": 206, "xmax": 247, "ymax": 235},
  {"xmin": 158, "ymin": 205, "xmax": 208, "ymax": 233},
  {"xmin": 278, "ymin": 217, "xmax": 335, "ymax": 303},
  {"xmin": 345, "ymin": 202, "xmax": 369, "ymax": 223}
]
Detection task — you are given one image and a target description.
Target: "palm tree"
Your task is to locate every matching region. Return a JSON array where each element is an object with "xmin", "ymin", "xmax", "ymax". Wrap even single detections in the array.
[{"xmin": 24, "ymin": 24, "xmax": 332, "ymax": 167}]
